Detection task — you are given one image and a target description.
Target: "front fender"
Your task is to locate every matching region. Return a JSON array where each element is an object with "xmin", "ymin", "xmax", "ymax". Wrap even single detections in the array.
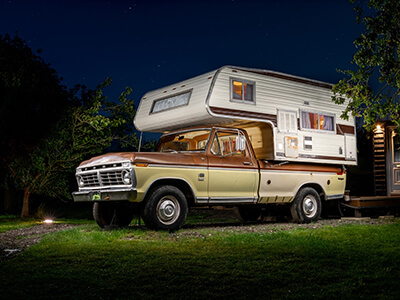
[{"xmin": 134, "ymin": 165, "xmax": 207, "ymax": 202}]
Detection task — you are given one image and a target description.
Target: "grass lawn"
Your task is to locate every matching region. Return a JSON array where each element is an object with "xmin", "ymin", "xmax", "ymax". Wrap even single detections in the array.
[
  {"xmin": 1, "ymin": 215, "xmax": 400, "ymax": 299},
  {"xmin": 0, "ymin": 215, "xmax": 40, "ymax": 233}
]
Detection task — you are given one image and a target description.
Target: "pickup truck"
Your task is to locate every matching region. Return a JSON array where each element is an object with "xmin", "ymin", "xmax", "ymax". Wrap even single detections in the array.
[{"xmin": 72, "ymin": 126, "xmax": 346, "ymax": 230}]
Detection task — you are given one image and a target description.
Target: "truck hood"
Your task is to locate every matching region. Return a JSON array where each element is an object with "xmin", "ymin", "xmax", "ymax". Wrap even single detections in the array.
[{"xmin": 79, "ymin": 152, "xmax": 205, "ymax": 167}]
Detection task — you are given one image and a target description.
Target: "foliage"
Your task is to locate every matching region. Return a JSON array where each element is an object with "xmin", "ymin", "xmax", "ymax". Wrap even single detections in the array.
[
  {"xmin": 0, "ymin": 33, "xmax": 69, "ymax": 160},
  {"xmin": 332, "ymin": 0, "xmax": 400, "ymax": 131},
  {"xmin": 1, "ymin": 219, "xmax": 400, "ymax": 299},
  {"xmin": 7, "ymin": 79, "xmax": 137, "ymax": 217},
  {"xmin": 0, "ymin": 33, "xmax": 139, "ymax": 217}
]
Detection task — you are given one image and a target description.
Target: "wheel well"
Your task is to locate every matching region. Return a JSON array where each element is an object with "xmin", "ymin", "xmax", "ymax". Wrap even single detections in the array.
[
  {"xmin": 296, "ymin": 183, "xmax": 326, "ymax": 201},
  {"xmin": 144, "ymin": 179, "xmax": 196, "ymax": 206}
]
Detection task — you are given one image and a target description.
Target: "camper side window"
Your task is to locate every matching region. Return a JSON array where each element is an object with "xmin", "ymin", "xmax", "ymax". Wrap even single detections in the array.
[
  {"xmin": 301, "ymin": 111, "xmax": 335, "ymax": 132},
  {"xmin": 231, "ymin": 79, "xmax": 255, "ymax": 103}
]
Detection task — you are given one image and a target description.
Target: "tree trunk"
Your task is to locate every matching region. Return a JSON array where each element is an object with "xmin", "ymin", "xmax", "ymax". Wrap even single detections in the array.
[{"xmin": 21, "ymin": 188, "xmax": 30, "ymax": 218}]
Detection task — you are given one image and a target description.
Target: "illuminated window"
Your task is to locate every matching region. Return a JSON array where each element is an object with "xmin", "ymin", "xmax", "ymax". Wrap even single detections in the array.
[
  {"xmin": 301, "ymin": 111, "xmax": 334, "ymax": 132},
  {"xmin": 231, "ymin": 79, "xmax": 255, "ymax": 103}
]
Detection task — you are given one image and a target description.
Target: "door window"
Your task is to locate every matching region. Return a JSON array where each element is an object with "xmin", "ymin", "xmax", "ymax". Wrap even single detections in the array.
[
  {"xmin": 393, "ymin": 133, "xmax": 400, "ymax": 162},
  {"xmin": 210, "ymin": 131, "xmax": 246, "ymax": 157}
]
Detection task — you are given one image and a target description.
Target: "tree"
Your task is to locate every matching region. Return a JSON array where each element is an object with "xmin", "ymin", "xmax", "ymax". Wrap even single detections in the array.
[
  {"xmin": 6, "ymin": 79, "xmax": 137, "ymax": 218},
  {"xmin": 0, "ymin": 33, "xmax": 70, "ymax": 214},
  {"xmin": 332, "ymin": 0, "xmax": 400, "ymax": 131},
  {"xmin": 0, "ymin": 34, "xmax": 139, "ymax": 217},
  {"xmin": 0, "ymin": 33, "xmax": 69, "ymax": 159}
]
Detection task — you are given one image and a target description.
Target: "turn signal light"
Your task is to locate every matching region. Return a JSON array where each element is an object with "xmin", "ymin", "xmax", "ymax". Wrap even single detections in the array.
[{"xmin": 135, "ymin": 163, "xmax": 148, "ymax": 167}]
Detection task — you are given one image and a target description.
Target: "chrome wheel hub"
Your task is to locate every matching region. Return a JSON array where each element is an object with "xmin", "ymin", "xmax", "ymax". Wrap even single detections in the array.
[
  {"xmin": 303, "ymin": 196, "xmax": 317, "ymax": 218},
  {"xmin": 156, "ymin": 196, "xmax": 180, "ymax": 225}
]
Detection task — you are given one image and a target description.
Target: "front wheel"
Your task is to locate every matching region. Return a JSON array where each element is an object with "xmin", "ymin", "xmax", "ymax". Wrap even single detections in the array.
[
  {"xmin": 290, "ymin": 187, "xmax": 321, "ymax": 223},
  {"xmin": 142, "ymin": 185, "xmax": 188, "ymax": 231}
]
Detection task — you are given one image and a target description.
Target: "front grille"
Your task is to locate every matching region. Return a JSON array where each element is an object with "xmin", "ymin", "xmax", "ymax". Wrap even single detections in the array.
[
  {"xmin": 81, "ymin": 173, "xmax": 100, "ymax": 187},
  {"xmin": 100, "ymin": 170, "xmax": 124, "ymax": 186},
  {"xmin": 77, "ymin": 161, "xmax": 134, "ymax": 189}
]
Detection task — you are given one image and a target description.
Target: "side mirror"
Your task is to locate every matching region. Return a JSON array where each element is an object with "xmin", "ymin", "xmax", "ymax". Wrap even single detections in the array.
[{"xmin": 236, "ymin": 134, "xmax": 246, "ymax": 151}]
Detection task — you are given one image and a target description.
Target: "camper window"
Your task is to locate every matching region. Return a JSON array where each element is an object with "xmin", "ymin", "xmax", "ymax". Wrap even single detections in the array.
[
  {"xmin": 151, "ymin": 90, "xmax": 192, "ymax": 114},
  {"xmin": 231, "ymin": 79, "xmax": 255, "ymax": 103},
  {"xmin": 300, "ymin": 111, "xmax": 335, "ymax": 132}
]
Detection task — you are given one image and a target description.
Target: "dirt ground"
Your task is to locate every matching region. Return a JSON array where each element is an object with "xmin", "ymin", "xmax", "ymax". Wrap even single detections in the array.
[
  {"xmin": 0, "ymin": 223, "xmax": 78, "ymax": 261},
  {"xmin": 1, "ymin": 213, "xmax": 397, "ymax": 261}
]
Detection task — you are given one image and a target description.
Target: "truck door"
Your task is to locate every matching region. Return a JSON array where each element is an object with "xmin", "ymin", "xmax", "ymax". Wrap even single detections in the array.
[
  {"xmin": 207, "ymin": 129, "xmax": 259, "ymax": 204},
  {"xmin": 388, "ymin": 127, "xmax": 400, "ymax": 195}
]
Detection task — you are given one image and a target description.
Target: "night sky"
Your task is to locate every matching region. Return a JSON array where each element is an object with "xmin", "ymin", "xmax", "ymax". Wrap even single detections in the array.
[{"xmin": 1, "ymin": 0, "xmax": 362, "ymax": 116}]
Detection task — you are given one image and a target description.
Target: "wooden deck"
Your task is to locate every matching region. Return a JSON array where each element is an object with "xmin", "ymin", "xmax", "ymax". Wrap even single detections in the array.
[{"xmin": 343, "ymin": 195, "xmax": 400, "ymax": 209}]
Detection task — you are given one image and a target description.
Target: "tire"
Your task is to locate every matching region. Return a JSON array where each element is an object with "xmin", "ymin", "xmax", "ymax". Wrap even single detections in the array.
[
  {"xmin": 142, "ymin": 185, "xmax": 188, "ymax": 231},
  {"xmin": 234, "ymin": 205, "xmax": 262, "ymax": 222},
  {"xmin": 290, "ymin": 187, "xmax": 321, "ymax": 223},
  {"xmin": 93, "ymin": 201, "xmax": 135, "ymax": 228}
]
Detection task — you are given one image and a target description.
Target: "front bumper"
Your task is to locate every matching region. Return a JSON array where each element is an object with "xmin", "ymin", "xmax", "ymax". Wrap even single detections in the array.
[{"xmin": 72, "ymin": 188, "xmax": 138, "ymax": 202}]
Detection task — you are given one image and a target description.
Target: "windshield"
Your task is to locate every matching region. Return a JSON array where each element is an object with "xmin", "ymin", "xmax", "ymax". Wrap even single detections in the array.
[{"xmin": 157, "ymin": 129, "xmax": 211, "ymax": 152}]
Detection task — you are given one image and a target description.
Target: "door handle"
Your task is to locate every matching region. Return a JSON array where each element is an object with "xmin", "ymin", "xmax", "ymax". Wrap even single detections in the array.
[
  {"xmin": 198, "ymin": 173, "xmax": 205, "ymax": 181},
  {"xmin": 243, "ymin": 162, "xmax": 251, "ymax": 165}
]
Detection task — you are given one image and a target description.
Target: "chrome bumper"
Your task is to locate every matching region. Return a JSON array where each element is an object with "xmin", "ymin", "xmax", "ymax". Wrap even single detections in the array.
[{"xmin": 72, "ymin": 188, "xmax": 138, "ymax": 202}]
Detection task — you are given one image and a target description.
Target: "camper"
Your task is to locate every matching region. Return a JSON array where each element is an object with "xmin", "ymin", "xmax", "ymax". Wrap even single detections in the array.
[
  {"xmin": 135, "ymin": 66, "xmax": 357, "ymax": 165},
  {"xmin": 72, "ymin": 66, "xmax": 357, "ymax": 230}
]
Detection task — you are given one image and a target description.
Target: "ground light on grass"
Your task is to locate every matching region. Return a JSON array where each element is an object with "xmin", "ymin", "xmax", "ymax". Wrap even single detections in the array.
[{"xmin": 0, "ymin": 219, "xmax": 400, "ymax": 299}]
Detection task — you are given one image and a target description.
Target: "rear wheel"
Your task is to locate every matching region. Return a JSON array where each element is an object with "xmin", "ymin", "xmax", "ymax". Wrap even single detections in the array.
[
  {"xmin": 290, "ymin": 187, "xmax": 321, "ymax": 223},
  {"xmin": 234, "ymin": 205, "xmax": 262, "ymax": 222},
  {"xmin": 93, "ymin": 201, "xmax": 135, "ymax": 228},
  {"xmin": 142, "ymin": 185, "xmax": 188, "ymax": 231}
]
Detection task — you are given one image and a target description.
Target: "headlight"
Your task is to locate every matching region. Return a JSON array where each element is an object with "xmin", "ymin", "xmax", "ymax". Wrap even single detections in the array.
[
  {"xmin": 77, "ymin": 175, "xmax": 85, "ymax": 187},
  {"xmin": 122, "ymin": 170, "xmax": 131, "ymax": 185}
]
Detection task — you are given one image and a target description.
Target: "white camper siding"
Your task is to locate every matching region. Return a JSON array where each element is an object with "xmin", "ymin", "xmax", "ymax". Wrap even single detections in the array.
[
  {"xmin": 274, "ymin": 133, "xmax": 346, "ymax": 159},
  {"xmin": 134, "ymin": 71, "xmax": 216, "ymax": 132},
  {"xmin": 208, "ymin": 67, "xmax": 353, "ymax": 128},
  {"xmin": 207, "ymin": 67, "xmax": 356, "ymax": 165}
]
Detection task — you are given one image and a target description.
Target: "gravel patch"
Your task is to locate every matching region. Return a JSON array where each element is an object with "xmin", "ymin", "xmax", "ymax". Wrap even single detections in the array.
[{"xmin": 0, "ymin": 223, "xmax": 77, "ymax": 261}]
